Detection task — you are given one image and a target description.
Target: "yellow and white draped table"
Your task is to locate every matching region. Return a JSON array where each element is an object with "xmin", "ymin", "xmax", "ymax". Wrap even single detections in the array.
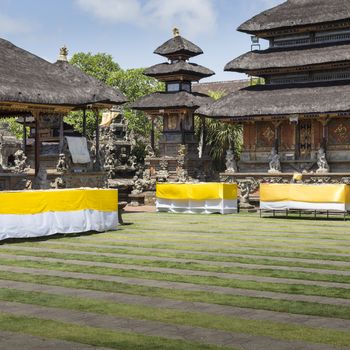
[
  {"xmin": 260, "ymin": 184, "xmax": 350, "ymax": 212},
  {"xmin": 0, "ymin": 188, "xmax": 118, "ymax": 241},
  {"xmin": 156, "ymin": 183, "xmax": 238, "ymax": 214}
]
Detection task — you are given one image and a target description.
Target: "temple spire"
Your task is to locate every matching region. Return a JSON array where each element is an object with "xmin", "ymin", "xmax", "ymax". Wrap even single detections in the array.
[
  {"xmin": 173, "ymin": 27, "xmax": 180, "ymax": 37},
  {"xmin": 58, "ymin": 45, "xmax": 68, "ymax": 62}
]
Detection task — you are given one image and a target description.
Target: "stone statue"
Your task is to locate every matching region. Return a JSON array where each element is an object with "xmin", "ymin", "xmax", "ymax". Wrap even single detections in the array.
[
  {"xmin": 32, "ymin": 166, "xmax": 50, "ymax": 190},
  {"xmin": 56, "ymin": 153, "xmax": 68, "ymax": 173},
  {"xmin": 13, "ymin": 150, "xmax": 29, "ymax": 173},
  {"xmin": 316, "ymin": 147, "xmax": 330, "ymax": 174},
  {"xmin": 225, "ymin": 147, "xmax": 237, "ymax": 173},
  {"xmin": 176, "ymin": 145, "xmax": 188, "ymax": 182},
  {"xmin": 156, "ymin": 159, "xmax": 169, "ymax": 183},
  {"xmin": 145, "ymin": 144, "xmax": 155, "ymax": 158},
  {"xmin": 268, "ymin": 148, "xmax": 281, "ymax": 174}
]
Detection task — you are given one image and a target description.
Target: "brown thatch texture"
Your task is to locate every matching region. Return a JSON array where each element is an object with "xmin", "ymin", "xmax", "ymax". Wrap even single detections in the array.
[
  {"xmin": 0, "ymin": 38, "xmax": 126, "ymax": 107},
  {"xmin": 238, "ymin": 0, "xmax": 350, "ymax": 34},
  {"xmin": 144, "ymin": 61, "xmax": 214, "ymax": 79},
  {"xmin": 131, "ymin": 91, "xmax": 212, "ymax": 110},
  {"xmin": 54, "ymin": 61, "xmax": 127, "ymax": 105},
  {"xmin": 154, "ymin": 35, "xmax": 203, "ymax": 58},
  {"xmin": 225, "ymin": 42, "xmax": 350, "ymax": 73},
  {"xmin": 192, "ymin": 80, "xmax": 250, "ymax": 95},
  {"xmin": 197, "ymin": 81, "xmax": 350, "ymax": 118}
]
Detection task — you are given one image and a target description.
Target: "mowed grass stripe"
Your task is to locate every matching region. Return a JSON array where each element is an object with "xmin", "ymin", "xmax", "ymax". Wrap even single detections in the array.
[
  {"xmin": 54, "ymin": 232, "xmax": 350, "ymax": 252},
  {"xmin": 0, "ymin": 288, "xmax": 350, "ymax": 348},
  {"xmin": 62, "ymin": 239, "xmax": 350, "ymax": 256},
  {"xmin": 2, "ymin": 248, "xmax": 350, "ymax": 282},
  {"xmin": 34, "ymin": 241, "xmax": 350, "ymax": 263},
  {"xmin": 2, "ymin": 280, "xmax": 350, "ymax": 332},
  {"xmin": 0, "ymin": 312, "xmax": 229, "ymax": 350},
  {"xmin": 0, "ymin": 258, "xmax": 350, "ymax": 300},
  {"xmin": 1, "ymin": 270, "xmax": 350, "ymax": 319},
  {"xmin": 8, "ymin": 243, "xmax": 350, "ymax": 271}
]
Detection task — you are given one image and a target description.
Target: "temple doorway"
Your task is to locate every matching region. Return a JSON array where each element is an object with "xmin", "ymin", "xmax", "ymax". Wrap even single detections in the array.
[{"xmin": 296, "ymin": 120, "xmax": 312, "ymax": 160}]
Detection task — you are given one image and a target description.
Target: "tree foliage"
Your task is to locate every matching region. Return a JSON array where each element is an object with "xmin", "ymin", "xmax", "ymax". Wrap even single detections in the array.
[
  {"xmin": 66, "ymin": 53, "xmax": 163, "ymax": 145},
  {"xmin": 69, "ymin": 52, "xmax": 120, "ymax": 84},
  {"xmin": 199, "ymin": 90, "xmax": 242, "ymax": 171}
]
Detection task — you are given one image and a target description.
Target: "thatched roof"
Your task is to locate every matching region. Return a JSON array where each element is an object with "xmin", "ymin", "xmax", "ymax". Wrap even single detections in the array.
[
  {"xmin": 0, "ymin": 38, "xmax": 126, "ymax": 107},
  {"xmin": 225, "ymin": 42, "xmax": 350, "ymax": 73},
  {"xmin": 131, "ymin": 91, "xmax": 212, "ymax": 111},
  {"xmin": 197, "ymin": 81, "xmax": 350, "ymax": 119},
  {"xmin": 144, "ymin": 61, "xmax": 214, "ymax": 80},
  {"xmin": 192, "ymin": 80, "xmax": 250, "ymax": 96},
  {"xmin": 154, "ymin": 35, "xmax": 203, "ymax": 59},
  {"xmin": 238, "ymin": 0, "xmax": 350, "ymax": 35},
  {"xmin": 54, "ymin": 61, "xmax": 127, "ymax": 105}
]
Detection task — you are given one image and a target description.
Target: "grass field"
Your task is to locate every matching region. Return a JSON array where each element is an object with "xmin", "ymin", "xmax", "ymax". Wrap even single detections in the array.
[{"xmin": 0, "ymin": 211, "xmax": 350, "ymax": 349}]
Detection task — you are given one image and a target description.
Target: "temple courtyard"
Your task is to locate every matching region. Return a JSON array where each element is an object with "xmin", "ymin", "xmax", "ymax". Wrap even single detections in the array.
[{"xmin": 0, "ymin": 212, "xmax": 348, "ymax": 349}]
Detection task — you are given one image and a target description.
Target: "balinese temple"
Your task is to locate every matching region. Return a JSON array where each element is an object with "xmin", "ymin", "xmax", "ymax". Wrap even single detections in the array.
[
  {"xmin": 132, "ymin": 29, "xmax": 214, "ymax": 180},
  {"xmin": 0, "ymin": 38, "xmax": 127, "ymax": 190},
  {"xmin": 198, "ymin": 0, "xmax": 350, "ymax": 185}
]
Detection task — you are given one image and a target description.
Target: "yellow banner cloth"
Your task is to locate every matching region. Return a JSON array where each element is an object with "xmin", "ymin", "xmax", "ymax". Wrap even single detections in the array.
[
  {"xmin": 156, "ymin": 183, "xmax": 237, "ymax": 201},
  {"xmin": 260, "ymin": 184, "xmax": 350, "ymax": 204},
  {"xmin": 0, "ymin": 188, "xmax": 118, "ymax": 215}
]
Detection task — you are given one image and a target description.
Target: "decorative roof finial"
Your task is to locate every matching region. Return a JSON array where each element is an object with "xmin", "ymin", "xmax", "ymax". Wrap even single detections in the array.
[
  {"xmin": 58, "ymin": 45, "xmax": 68, "ymax": 62},
  {"xmin": 173, "ymin": 27, "xmax": 180, "ymax": 37}
]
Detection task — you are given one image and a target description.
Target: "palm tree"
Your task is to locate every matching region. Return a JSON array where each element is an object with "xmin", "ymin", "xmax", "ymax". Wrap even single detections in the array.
[{"xmin": 197, "ymin": 90, "xmax": 242, "ymax": 171}]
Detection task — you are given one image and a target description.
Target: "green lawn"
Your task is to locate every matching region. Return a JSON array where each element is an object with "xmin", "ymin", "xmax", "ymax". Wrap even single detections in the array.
[{"xmin": 0, "ymin": 211, "xmax": 349, "ymax": 349}]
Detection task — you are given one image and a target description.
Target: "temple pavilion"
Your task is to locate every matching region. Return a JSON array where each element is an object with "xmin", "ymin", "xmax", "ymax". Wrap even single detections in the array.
[
  {"xmin": 0, "ymin": 38, "xmax": 126, "ymax": 190},
  {"xmin": 198, "ymin": 0, "xmax": 350, "ymax": 183},
  {"xmin": 132, "ymin": 29, "xmax": 214, "ymax": 180}
]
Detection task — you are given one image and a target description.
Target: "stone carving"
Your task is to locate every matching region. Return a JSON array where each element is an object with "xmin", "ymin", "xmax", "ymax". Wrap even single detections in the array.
[
  {"xmin": 51, "ymin": 176, "xmax": 66, "ymax": 189},
  {"xmin": 176, "ymin": 145, "xmax": 188, "ymax": 182},
  {"xmin": 236, "ymin": 178, "xmax": 259, "ymax": 205},
  {"xmin": 56, "ymin": 153, "xmax": 68, "ymax": 173},
  {"xmin": 316, "ymin": 147, "xmax": 330, "ymax": 174},
  {"xmin": 268, "ymin": 148, "xmax": 281, "ymax": 174},
  {"xmin": 100, "ymin": 112, "xmax": 136, "ymax": 178},
  {"xmin": 13, "ymin": 150, "xmax": 29, "ymax": 173},
  {"xmin": 145, "ymin": 144, "xmax": 155, "ymax": 158},
  {"xmin": 225, "ymin": 147, "xmax": 237, "ymax": 173},
  {"xmin": 156, "ymin": 159, "xmax": 169, "ymax": 183},
  {"xmin": 131, "ymin": 167, "xmax": 156, "ymax": 195},
  {"xmin": 32, "ymin": 167, "xmax": 50, "ymax": 190}
]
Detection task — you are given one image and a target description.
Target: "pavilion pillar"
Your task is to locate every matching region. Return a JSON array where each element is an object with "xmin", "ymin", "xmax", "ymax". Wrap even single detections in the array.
[
  {"xmin": 94, "ymin": 109, "xmax": 101, "ymax": 170},
  {"xmin": 22, "ymin": 115, "xmax": 27, "ymax": 152},
  {"xmin": 151, "ymin": 116, "xmax": 155, "ymax": 150},
  {"xmin": 33, "ymin": 111, "xmax": 40, "ymax": 176},
  {"xmin": 320, "ymin": 118, "xmax": 329, "ymax": 150},
  {"xmin": 82, "ymin": 108, "xmax": 87, "ymax": 137},
  {"xmin": 59, "ymin": 115, "xmax": 64, "ymax": 153},
  {"xmin": 273, "ymin": 121, "xmax": 282, "ymax": 153}
]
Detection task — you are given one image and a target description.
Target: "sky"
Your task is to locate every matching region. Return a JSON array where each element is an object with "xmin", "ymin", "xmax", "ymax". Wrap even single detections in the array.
[{"xmin": 0, "ymin": 0, "xmax": 284, "ymax": 82}]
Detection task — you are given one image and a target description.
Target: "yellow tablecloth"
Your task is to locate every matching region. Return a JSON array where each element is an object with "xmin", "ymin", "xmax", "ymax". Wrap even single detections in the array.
[
  {"xmin": 0, "ymin": 188, "xmax": 118, "ymax": 240},
  {"xmin": 156, "ymin": 183, "xmax": 237, "ymax": 201},
  {"xmin": 156, "ymin": 183, "xmax": 237, "ymax": 214},
  {"xmin": 260, "ymin": 184, "xmax": 350, "ymax": 204}
]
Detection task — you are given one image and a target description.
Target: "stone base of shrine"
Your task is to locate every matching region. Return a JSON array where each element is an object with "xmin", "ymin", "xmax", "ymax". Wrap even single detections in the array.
[{"xmin": 0, "ymin": 173, "xmax": 28, "ymax": 191}]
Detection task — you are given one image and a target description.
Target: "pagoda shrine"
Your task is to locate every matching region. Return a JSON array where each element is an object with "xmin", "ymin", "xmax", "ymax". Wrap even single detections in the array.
[
  {"xmin": 198, "ymin": 0, "xmax": 350, "ymax": 187},
  {"xmin": 132, "ymin": 29, "xmax": 214, "ymax": 180}
]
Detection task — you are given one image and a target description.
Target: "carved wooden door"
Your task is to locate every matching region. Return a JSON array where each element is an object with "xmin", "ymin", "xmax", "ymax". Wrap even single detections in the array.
[{"xmin": 297, "ymin": 121, "xmax": 312, "ymax": 160}]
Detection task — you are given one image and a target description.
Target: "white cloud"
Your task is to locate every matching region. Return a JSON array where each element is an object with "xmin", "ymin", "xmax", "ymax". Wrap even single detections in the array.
[
  {"xmin": 76, "ymin": 0, "xmax": 141, "ymax": 23},
  {"xmin": 0, "ymin": 14, "xmax": 32, "ymax": 34},
  {"xmin": 76, "ymin": 0, "xmax": 217, "ymax": 37}
]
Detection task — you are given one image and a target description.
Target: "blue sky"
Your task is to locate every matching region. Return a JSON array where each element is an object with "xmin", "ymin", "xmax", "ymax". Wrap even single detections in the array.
[{"xmin": 0, "ymin": 0, "xmax": 284, "ymax": 82}]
